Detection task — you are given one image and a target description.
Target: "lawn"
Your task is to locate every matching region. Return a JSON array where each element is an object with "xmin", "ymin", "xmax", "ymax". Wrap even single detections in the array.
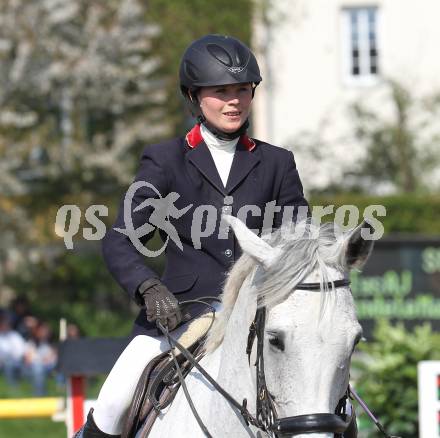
[
  {"xmin": 0, "ymin": 418, "xmax": 66, "ymax": 438},
  {"xmin": 0, "ymin": 374, "xmax": 105, "ymax": 438}
]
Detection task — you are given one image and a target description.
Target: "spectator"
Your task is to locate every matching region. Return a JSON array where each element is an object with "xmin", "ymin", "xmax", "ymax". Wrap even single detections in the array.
[
  {"xmin": 66, "ymin": 323, "xmax": 81, "ymax": 340},
  {"xmin": 9, "ymin": 296, "xmax": 34, "ymax": 340},
  {"xmin": 0, "ymin": 311, "xmax": 26, "ymax": 390},
  {"xmin": 24, "ymin": 321, "xmax": 57, "ymax": 396}
]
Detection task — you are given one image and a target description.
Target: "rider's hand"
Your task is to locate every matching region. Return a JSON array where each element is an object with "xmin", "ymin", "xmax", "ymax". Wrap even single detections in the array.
[{"xmin": 138, "ymin": 278, "xmax": 182, "ymax": 331}]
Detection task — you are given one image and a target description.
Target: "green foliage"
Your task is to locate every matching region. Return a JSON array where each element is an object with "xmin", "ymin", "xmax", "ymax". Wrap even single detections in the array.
[
  {"xmin": 352, "ymin": 81, "xmax": 415, "ymax": 192},
  {"xmin": 0, "ymin": 0, "xmax": 255, "ymax": 339},
  {"xmin": 310, "ymin": 193, "xmax": 440, "ymax": 234},
  {"xmin": 295, "ymin": 80, "xmax": 440, "ymax": 195},
  {"xmin": 5, "ymin": 249, "xmax": 136, "ymax": 337},
  {"xmin": 350, "ymin": 80, "xmax": 440, "ymax": 193},
  {"xmin": 353, "ymin": 320, "xmax": 440, "ymax": 437}
]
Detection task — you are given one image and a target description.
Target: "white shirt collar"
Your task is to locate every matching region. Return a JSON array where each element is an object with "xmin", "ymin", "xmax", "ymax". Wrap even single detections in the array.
[{"xmin": 200, "ymin": 123, "xmax": 239, "ymax": 152}]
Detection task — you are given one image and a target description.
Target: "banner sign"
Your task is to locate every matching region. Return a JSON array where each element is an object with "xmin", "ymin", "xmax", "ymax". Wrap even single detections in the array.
[{"xmin": 351, "ymin": 237, "xmax": 440, "ymax": 338}]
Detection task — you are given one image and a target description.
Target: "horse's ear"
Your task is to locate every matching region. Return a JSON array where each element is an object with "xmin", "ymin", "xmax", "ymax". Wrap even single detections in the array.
[
  {"xmin": 222, "ymin": 215, "xmax": 281, "ymax": 269},
  {"xmin": 344, "ymin": 220, "xmax": 375, "ymax": 269}
]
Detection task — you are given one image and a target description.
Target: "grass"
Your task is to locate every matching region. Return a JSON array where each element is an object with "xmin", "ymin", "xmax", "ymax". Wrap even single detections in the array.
[
  {"xmin": 0, "ymin": 418, "xmax": 66, "ymax": 438},
  {"xmin": 0, "ymin": 373, "xmax": 106, "ymax": 438}
]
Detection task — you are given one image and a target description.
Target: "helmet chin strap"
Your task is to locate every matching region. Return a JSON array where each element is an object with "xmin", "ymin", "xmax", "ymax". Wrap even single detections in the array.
[{"xmin": 197, "ymin": 114, "xmax": 249, "ymax": 141}]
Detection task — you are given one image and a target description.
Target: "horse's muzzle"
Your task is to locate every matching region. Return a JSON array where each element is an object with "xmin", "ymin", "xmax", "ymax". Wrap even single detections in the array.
[{"xmin": 270, "ymin": 413, "xmax": 352, "ymax": 436}]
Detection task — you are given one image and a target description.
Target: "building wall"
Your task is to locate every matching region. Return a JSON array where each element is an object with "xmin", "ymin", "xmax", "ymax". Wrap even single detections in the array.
[{"xmin": 252, "ymin": 0, "xmax": 440, "ymax": 191}]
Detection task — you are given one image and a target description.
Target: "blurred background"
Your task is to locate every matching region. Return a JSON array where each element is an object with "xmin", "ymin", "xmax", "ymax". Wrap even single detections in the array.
[{"xmin": 0, "ymin": 0, "xmax": 439, "ymax": 436}]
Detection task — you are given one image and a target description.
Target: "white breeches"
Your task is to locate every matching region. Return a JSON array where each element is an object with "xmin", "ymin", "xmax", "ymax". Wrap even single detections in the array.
[{"xmin": 93, "ymin": 322, "xmax": 191, "ymax": 435}]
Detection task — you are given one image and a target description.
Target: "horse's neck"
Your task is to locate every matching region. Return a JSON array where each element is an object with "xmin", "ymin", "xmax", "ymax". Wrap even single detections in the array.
[{"xmin": 216, "ymin": 275, "xmax": 257, "ymax": 399}]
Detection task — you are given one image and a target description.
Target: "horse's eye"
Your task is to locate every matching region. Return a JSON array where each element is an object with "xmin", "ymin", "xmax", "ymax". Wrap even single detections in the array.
[
  {"xmin": 354, "ymin": 330, "xmax": 364, "ymax": 346},
  {"xmin": 268, "ymin": 336, "xmax": 285, "ymax": 352},
  {"xmin": 351, "ymin": 332, "xmax": 364, "ymax": 353}
]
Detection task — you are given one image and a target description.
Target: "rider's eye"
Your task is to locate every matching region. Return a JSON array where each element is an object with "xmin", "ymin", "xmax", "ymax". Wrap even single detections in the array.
[{"xmin": 268, "ymin": 336, "xmax": 285, "ymax": 352}]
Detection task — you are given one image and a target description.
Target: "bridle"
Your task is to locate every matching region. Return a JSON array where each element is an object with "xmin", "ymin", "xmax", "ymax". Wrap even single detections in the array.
[
  {"xmin": 245, "ymin": 278, "xmax": 354, "ymax": 437},
  {"xmin": 157, "ymin": 279, "xmax": 400, "ymax": 438}
]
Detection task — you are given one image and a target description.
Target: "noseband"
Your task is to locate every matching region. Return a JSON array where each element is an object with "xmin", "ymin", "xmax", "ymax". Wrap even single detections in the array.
[{"xmin": 158, "ymin": 280, "xmax": 400, "ymax": 438}]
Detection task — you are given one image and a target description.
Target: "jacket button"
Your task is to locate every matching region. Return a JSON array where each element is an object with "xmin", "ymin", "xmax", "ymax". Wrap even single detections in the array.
[
  {"xmin": 224, "ymin": 249, "xmax": 233, "ymax": 258},
  {"xmin": 222, "ymin": 206, "xmax": 232, "ymax": 214}
]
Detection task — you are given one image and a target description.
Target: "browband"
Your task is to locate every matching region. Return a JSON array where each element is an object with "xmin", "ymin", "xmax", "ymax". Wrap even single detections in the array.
[{"xmin": 295, "ymin": 278, "xmax": 351, "ymax": 291}]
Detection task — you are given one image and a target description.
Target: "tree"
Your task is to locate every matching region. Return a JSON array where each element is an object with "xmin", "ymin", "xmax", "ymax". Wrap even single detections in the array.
[
  {"xmin": 350, "ymin": 80, "xmax": 440, "ymax": 193},
  {"xmin": 292, "ymin": 80, "xmax": 440, "ymax": 195},
  {"xmin": 0, "ymin": 0, "xmax": 166, "ymax": 328},
  {"xmin": 0, "ymin": 0, "xmax": 256, "ymax": 335},
  {"xmin": 0, "ymin": 0, "xmax": 165, "ymax": 197}
]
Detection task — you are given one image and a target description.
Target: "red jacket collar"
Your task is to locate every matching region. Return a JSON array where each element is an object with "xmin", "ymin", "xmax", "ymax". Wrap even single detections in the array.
[{"xmin": 185, "ymin": 123, "xmax": 256, "ymax": 151}]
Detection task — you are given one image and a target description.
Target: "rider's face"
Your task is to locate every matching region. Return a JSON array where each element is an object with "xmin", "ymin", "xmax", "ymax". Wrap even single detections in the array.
[{"xmin": 197, "ymin": 83, "xmax": 253, "ymax": 133}]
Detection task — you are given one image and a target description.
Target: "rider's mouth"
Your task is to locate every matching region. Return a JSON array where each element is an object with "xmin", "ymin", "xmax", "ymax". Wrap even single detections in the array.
[{"xmin": 223, "ymin": 111, "xmax": 241, "ymax": 118}]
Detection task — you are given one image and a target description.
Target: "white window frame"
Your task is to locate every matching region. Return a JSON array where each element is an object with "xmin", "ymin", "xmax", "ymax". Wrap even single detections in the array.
[{"xmin": 341, "ymin": 6, "xmax": 381, "ymax": 86}]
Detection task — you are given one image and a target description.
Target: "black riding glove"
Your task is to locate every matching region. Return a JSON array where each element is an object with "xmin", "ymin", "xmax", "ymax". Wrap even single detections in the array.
[{"xmin": 138, "ymin": 278, "xmax": 182, "ymax": 331}]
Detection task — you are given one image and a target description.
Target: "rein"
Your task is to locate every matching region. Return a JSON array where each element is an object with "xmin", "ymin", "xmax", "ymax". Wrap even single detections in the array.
[
  {"xmin": 157, "ymin": 298, "xmax": 262, "ymax": 438},
  {"xmin": 156, "ymin": 281, "xmax": 400, "ymax": 438}
]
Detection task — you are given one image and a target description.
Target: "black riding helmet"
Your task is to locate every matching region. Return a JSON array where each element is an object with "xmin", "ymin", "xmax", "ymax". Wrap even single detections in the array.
[{"xmin": 179, "ymin": 34, "xmax": 262, "ymax": 139}]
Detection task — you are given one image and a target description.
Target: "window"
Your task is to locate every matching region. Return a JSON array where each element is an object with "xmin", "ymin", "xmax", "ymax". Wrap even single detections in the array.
[{"xmin": 342, "ymin": 7, "xmax": 379, "ymax": 83}]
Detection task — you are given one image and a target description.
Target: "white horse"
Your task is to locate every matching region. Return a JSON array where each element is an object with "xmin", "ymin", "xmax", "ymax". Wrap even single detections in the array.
[{"xmin": 146, "ymin": 217, "xmax": 374, "ymax": 438}]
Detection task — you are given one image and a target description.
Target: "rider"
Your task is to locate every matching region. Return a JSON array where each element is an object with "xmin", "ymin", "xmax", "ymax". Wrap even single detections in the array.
[{"xmin": 74, "ymin": 34, "xmax": 308, "ymax": 437}]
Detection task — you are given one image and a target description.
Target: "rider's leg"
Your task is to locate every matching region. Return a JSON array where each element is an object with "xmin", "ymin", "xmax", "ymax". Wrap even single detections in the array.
[
  {"xmin": 92, "ymin": 334, "xmax": 163, "ymax": 435},
  {"xmin": 88, "ymin": 319, "xmax": 192, "ymax": 436}
]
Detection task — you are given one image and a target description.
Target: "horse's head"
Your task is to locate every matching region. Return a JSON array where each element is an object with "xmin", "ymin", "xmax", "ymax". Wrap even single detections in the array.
[{"xmin": 224, "ymin": 216, "xmax": 375, "ymax": 437}]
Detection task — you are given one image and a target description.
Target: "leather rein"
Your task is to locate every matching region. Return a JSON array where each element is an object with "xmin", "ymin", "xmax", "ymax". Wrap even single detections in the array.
[{"xmin": 157, "ymin": 281, "xmax": 400, "ymax": 438}]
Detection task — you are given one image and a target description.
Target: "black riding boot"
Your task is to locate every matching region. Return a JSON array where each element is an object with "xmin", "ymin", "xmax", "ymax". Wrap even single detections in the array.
[{"xmin": 73, "ymin": 409, "xmax": 121, "ymax": 438}]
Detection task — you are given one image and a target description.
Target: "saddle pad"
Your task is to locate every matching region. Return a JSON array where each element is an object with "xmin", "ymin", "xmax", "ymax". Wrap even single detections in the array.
[
  {"xmin": 122, "ymin": 313, "xmax": 213, "ymax": 437},
  {"xmin": 175, "ymin": 312, "xmax": 214, "ymax": 350}
]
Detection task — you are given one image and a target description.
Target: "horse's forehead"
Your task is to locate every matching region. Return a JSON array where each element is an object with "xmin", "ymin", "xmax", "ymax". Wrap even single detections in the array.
[
  {"xmin": 267, "ymin": 289, "xmax": 357, "ymax": 331},
  {"xmin": 268, "ymin": 293, "xmax": 322, "ymax": 326}
]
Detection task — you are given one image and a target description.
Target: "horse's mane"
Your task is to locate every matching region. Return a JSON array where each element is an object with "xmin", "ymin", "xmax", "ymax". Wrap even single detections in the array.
[
  {"xmin": 204, "ymin": 252, "xmax": 256, "ymax": 353},
  {"xmin": 204, "ymin": 220, "xmax": 347, "ymax": 353}
]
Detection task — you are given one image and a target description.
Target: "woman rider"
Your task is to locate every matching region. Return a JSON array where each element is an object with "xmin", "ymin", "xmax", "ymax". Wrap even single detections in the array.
[{"xmin": 74, "ymin": 34, "xmax": 309, "ymax": 437}]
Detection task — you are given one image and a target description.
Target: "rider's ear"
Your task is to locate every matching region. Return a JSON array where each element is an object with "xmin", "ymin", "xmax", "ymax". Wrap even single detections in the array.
[
  {"xmin": 343, "ymin": 220, "xmax": 375, "ymax": 269},
  {"xmin": 222, "ymin": 215, "xmax": 281, "ymax": 270}
]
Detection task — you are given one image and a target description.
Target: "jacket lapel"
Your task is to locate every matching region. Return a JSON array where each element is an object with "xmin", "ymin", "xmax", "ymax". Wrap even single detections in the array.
[
  {"xmin": 185, "ymin": 124, "xmax": 260, "ymax": 196},
  {"xmin": 225, "ymin": 140, "xmax": 260, "ymax": 194},
  {"xmin": 187, "ymin": 141, "xmax": 226, "ymax": 195}
]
